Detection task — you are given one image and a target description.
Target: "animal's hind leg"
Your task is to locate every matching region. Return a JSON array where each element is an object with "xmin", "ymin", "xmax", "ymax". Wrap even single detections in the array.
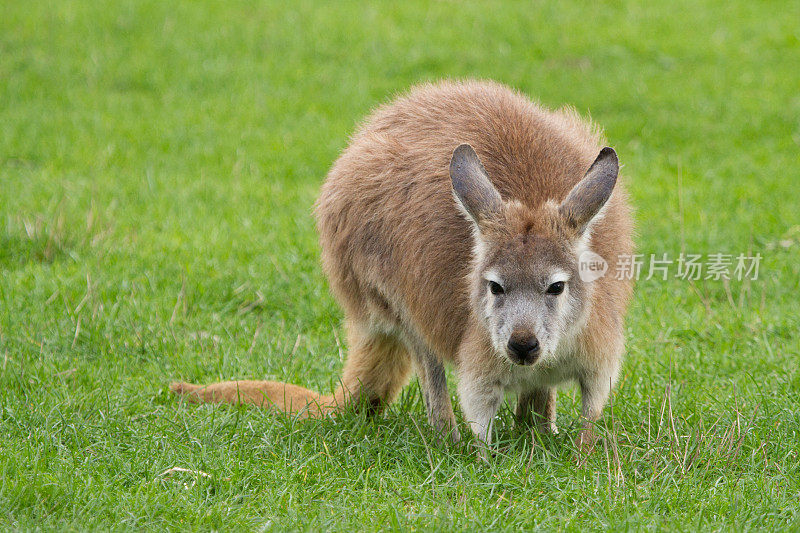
[
  {"xmin": 515, "ymin": 387, "xmax": 558, "ymax": 433},
  {"xmin": 332, "ymin": 322, "xmax": 413, "ymax": 414}
]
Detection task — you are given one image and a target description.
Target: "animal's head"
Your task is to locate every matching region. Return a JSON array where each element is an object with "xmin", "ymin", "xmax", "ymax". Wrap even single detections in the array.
[{"xmin": 449, "ymin": 143, "xmax": 618, "ymax": 365}]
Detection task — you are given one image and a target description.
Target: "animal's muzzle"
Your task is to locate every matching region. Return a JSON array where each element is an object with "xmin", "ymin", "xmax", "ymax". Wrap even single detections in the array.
[{"xmin": 507, "ymin": 335, "xmax": 540, "ymax": 365}]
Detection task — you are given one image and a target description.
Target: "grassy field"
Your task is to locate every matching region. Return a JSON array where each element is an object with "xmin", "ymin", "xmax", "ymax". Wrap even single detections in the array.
[{"xmin": 2, "ymin": 0, "xmax": 799, "ymax": 530}]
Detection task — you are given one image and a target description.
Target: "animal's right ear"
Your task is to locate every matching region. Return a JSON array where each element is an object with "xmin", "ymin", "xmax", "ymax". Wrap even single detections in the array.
[{"xmin": 449, "ymin": 144, "xmax": 503, "ymax": 230}]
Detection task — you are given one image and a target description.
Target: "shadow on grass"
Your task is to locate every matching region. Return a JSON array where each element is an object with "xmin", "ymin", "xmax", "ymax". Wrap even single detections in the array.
[
  {"xmin": 0, "ymin": 230, "xmax": 73, "ymax": 268},
  {"xmin": 0, "ymin": 211, "xmax": 114, "ymax": 270}
]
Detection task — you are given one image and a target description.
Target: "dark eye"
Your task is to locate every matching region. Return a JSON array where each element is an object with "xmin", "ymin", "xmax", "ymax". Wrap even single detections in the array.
[
  {"xmin": 546, "ymin": 281, "xmax": 565, "ymax": 295},
  {"xmin": 488, "ymin": 281, "xmax": 505, "ymax": 295}
]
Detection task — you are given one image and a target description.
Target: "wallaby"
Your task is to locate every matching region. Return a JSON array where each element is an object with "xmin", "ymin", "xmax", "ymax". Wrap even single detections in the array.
[{"xmin": 171, "ymin": 80, "xmax": 634, "ymax": 451}]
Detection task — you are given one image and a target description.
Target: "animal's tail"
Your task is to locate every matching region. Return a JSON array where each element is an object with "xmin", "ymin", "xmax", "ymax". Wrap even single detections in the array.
[
  {"xmin": 169, "ymin": 379, "xmax": 344, "ymax": 419},
  {"xmin": 171, "ymin": 329, "xmax": 413, "ymax": 417}
]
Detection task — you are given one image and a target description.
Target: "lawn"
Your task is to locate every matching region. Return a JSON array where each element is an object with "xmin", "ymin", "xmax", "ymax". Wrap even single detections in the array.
[{"xmin": 1, "ymin": 0, "xmax": 799, "ymax": 530}]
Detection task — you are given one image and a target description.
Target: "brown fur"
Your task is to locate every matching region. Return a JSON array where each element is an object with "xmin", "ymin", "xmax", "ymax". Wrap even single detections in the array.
[{"xmin": 171, "ymin": 80, "xmax": 634, "ymax": 452}]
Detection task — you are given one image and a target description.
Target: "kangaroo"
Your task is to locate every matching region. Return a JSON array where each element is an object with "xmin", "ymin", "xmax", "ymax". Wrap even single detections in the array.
[{"xmin": 171, "ymin": 80, "xmax": 634, "ymax": 451}]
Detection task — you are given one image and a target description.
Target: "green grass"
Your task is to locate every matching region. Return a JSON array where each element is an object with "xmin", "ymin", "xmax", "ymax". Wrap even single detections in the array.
[{"xmin": 2, "ymin": 0, "xmax": 799, "ymax": 530}]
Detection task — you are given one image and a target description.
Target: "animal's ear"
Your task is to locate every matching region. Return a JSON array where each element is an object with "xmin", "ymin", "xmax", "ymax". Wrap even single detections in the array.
[
  {"xmin": 559, "ymin": 147, "xmax": 619, "ymax": 234},
  {"xmin": 450, "ymin": 144, "xmax": 503, "ymax": 229}
]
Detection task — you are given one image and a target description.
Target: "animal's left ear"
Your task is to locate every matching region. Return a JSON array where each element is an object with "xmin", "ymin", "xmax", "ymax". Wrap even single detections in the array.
[{"xmin": 558, "ymin": 147, "xmax": 619, "ymax": 234}]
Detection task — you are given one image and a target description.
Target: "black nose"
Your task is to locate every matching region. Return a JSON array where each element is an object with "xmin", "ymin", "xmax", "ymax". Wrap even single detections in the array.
[{"xmin": 507, "ymin": 336, "xmax": 540, "ymax": 362}]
